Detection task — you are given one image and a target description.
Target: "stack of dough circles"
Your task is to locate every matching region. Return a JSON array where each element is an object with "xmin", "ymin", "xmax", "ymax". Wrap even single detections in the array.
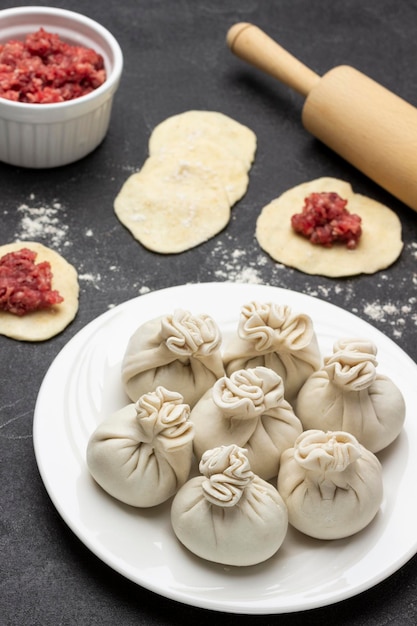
[
  {"xmin": 114, "ymin": 111, "xmax": 256, "ymax": 254},
  {"xmin": 256, "ymin": 177, "xmax": 403, "ymax": 277}
]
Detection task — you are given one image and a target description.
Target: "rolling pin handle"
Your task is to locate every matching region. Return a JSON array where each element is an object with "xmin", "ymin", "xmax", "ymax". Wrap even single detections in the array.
[{"xmin": 227, "ymin": 22, "xmax": 320, "ymax": 97}]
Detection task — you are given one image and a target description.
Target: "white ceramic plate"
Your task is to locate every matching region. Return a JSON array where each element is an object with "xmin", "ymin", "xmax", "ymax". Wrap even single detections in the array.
[{"xmin": 33, "ymin": 282, "xmax": 417, "ymax": 614}]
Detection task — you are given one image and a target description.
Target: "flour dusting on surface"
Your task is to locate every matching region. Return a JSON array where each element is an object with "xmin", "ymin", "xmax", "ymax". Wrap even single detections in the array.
[
  {"xmin": 13, "ymin": 197, "xmax": 69, "ymax": 249},
  {"xmin": 208, "ymin": 237, "xmax": 417, "ymax": 344},
  {"xmin": 362, "ymin": 298, "xmax": 417, "ymax": 338},
  {"xmin": 211, "ymin": 240, "xmax": 267, "ymax": 284},
  {"xmin": 78, "ymin": 272, "xmax": 102, "ymax": 287}
]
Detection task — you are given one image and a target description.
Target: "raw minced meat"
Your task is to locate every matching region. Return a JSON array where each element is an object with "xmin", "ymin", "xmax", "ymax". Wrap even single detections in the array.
[
  {"xmin": 0, "ymin": 247, "xmax": 63, "ymax": 316},
  {"xmin": 291, "ymin": 191, "xmax": 362, "ymax": 249},
  {"xmin": 0, "ymin": 28, "xmax": 106, "ymax": 103}
]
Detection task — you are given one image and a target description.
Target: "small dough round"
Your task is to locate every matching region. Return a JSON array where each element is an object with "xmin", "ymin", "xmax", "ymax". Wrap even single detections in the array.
[
  {"xmin": 149, "ymin": 110, "xmax": 257, "ymax": 170},
  {"xmin": 114, "ymin": 156, "xmax": 231, "ymax": 254},
  {"xmin": 147, "ymin": 139, "xmax": 249, "ymax": 206},
  {"xmin": 256, "ymin": 177, "xmax": 403, "ymax": 277},
  {"xmin": 0, "ymin": 241, "xmax": 79, "ymax": 341}
]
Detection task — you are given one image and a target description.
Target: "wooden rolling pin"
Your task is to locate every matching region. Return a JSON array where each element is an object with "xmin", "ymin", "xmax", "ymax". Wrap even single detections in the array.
[{"xmin": 227, "ymin": 22, "xmax": 417, "ymax": 212}]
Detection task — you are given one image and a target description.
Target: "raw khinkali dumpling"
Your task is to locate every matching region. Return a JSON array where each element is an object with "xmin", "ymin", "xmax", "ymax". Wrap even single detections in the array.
[
  {"xmin": 223, "ymin": 301, "xmax": 321, "ymax": 406},
  {"xmin": 121, "ymin": 309, "xmax": 225, "ymax": 408},
  {"xmin": 171, "ymin": 444, "xmax": 288, "ymax": 566},
  {"xmin": 295, "ymin": 338, "xmax": 406, "ymax": 452},
  {"xmin": 86, "ymin": 386, "xmax": 194, "ymax": 507},
  {"xmin": 277, "ymin": 429, "xmax": 383, "ymax": 540},
  {"xmin": 190, "ymin": 366, "xmax": 303, "ymax": 480}
]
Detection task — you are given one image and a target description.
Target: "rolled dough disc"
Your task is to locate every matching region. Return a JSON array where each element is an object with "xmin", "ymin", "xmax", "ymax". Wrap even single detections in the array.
[
  {"xmin": 149, "ymin": 110, "xmax": 257, "ymax": 170},
  {"xmin": 114, "ymin": 157, "xmax": 231, "ymax": 254}
]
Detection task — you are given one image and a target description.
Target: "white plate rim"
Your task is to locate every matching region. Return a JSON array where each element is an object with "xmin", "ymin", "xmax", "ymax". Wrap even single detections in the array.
[{"xmin": 33, "ymin": 282, "xmax": 417, "ymax": 614}]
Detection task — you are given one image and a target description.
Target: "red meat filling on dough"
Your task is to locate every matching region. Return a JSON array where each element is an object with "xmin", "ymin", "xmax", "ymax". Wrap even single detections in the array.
[
  {"xmin": 0, "ymin": 248, "xmax": 63, "ymax": 316},
  {"xmin": 291, "ymin": 191, "xmax": 362, "ymax": 249}
]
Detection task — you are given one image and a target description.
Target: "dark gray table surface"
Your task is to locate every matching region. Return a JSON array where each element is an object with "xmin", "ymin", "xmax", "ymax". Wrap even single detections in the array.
[{"xmin": 1, "ymin": 1, "xmax": 417, "ymax": 624}]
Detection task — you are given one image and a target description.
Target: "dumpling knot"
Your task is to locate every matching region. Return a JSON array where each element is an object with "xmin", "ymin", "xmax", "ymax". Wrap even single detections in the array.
[
  {"xmin": 238, "ymin": 301, "xmax": 315, "ymax": 353},
  {"xmin": 293, "ymin": 429, "xmax": 362, "ymax": 473},
  {"xmin": 135, "ymin": 386, "xmax": 192, "ymax": 440},
  {"xmin": 200, "ymin": 444, "xmax": 254, "ymax": 507},
  {"xmin": 161, "ymin": 309, "xmax": 222, "ymax": 357},
  {"xmin": 324, "ymin": 339, "xmax": 378, "ymax": 390},
  {"xmin": 212, "ymin": 366, "xmax": 285, "ymax": 418},
  {"xmin": 333, "ymin": 337, "xmax": 378, "ymax": 357}
]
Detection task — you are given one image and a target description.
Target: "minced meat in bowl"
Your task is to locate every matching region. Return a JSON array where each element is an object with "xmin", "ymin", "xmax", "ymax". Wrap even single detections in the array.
[
  {"xmin": 0, "ymin": 6, "xmax": 123, "ymax": 168},
  {"xmin": 0, "ymin": 27, "xmax": 107, "ymax": 104}
]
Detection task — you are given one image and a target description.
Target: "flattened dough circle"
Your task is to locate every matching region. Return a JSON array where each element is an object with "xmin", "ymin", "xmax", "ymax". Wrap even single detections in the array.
[
  {"xmin": 256, "ymin": 178, "xmax": 403, "ymax": 277},
  {"xmin": 0, "ymin": 241, "xmax": 79, "ymax": 341},
  {"xmin": 114, "ymin": 157, "xmax": 231, "ymax": 254},
  {"xmin": 146, "ymin": 139, "xmax": 249, "ymax": 206},
  {"xmin": 149, "ymin": 110, "xmax": 257, "ymax": 170}
]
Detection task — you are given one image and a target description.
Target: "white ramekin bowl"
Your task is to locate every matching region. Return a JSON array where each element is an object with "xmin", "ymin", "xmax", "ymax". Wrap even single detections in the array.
[{"xmin": 0, "ymin": 6, "xmax": 123, "ymax": 168}]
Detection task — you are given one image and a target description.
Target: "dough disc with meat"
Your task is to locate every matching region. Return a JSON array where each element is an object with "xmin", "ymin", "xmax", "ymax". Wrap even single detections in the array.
[
  {"xmin": 0, "ymin": 241, "xmax": 79, "ymax": 341},
  {"xmin": 256, "ymin": 177, "xmax": 403, "ymax": 277}
]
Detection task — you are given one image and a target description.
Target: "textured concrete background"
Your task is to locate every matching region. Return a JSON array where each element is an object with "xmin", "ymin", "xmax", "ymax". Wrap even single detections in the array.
[{"xmin": 1, "ymin": 1, "xmax": 416, "ymax": 624}]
